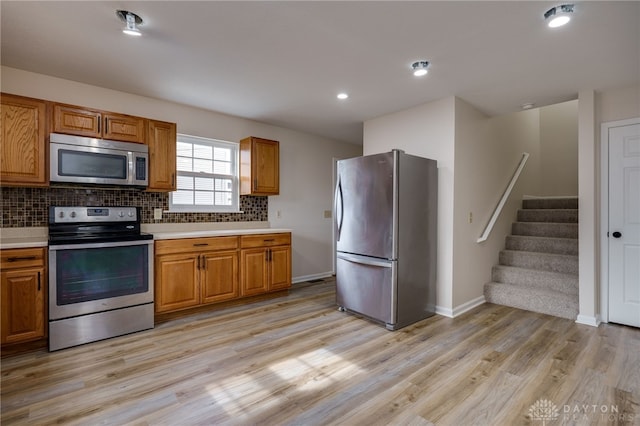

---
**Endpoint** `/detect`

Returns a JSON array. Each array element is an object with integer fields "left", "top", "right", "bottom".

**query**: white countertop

[
  {"left": 151, "top": 228, "right": 292, "bottom": 240},
  {"left": 0, "top": 227, "right": 48, "bottom": 249},
  {"left": 0, "top": 223, "right": 291, "bottom": 249}
]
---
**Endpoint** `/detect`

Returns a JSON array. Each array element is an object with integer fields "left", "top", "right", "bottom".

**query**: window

[{"left": 169, "top": 134, "right": 239, "bottom": 212}]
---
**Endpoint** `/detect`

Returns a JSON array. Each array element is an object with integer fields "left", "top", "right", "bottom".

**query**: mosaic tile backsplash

[{"left": 0, "top": 187, "right": 268, "bottom": 228}]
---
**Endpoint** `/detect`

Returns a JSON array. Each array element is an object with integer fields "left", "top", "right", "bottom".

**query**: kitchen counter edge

[{"left": 0, "top": 228, "right": 292, "bottom": 249}]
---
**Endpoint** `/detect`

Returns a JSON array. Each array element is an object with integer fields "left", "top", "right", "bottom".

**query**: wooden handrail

[{"left": 477, "top": 152, "right": 530, "bottom": 243}]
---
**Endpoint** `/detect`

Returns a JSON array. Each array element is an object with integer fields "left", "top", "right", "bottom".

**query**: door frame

[{"left": 599, "top": 117, "right": 640, "bottom": 323}]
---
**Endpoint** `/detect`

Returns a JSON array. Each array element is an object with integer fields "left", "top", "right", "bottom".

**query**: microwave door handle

[{"left": 128, "top": 152, "right": 135, "bottom": 185}]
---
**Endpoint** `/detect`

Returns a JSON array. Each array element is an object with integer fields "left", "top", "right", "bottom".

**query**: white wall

[
  {"left": 364, "top": 95, "right": 567, "bottom": 315},
  {"left": 1, "top": 66, "right": 362, "bottom": 282},
  {"left": 580, "top": 83, "right": 640, "bottom": 325},
  {"left": 540, "top": 100, "right": 579, "bottom": 196},
  {"left": 363, "top": 96, "right": 456, "bottom": 311}
]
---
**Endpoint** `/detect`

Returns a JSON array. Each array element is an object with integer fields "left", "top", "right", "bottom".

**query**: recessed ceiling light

[
  {"left": 544, "top": 4, "right": 574, "bottom": 28},
  {"left": 116, "top": 10, "right": 143, "bottom": 36},
  {"left": 337, "top": 93, "right": 349, "bottom": 100},
  {"left": 411, "top": 61, "right": 430, "bottom": 77},
  {"left": 521, "top": 102, "right": 535, "bottom": 110}
]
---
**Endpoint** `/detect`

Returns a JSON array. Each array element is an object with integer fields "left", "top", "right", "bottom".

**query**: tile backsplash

[{"left": 0, "top": 186, "right": 267, "bottom": 228}]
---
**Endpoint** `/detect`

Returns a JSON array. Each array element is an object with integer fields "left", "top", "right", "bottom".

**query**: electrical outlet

[
  {"left": 324, "top": 210, "right": 332, "bottom": 218},
  {"left": 276, "top": 210, "right": 282, "bottom": 219},
  {"left": 154, "top": 208, "right": 163, "bottom": 220},
  {"left": 468, "top": 212, "right": 473, "bottom": 223}
]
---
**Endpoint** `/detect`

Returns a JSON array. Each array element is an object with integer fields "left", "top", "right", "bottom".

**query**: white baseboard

[
  {"left": 453, "top": 296, "right": 486, "bottom": 317},
  {"left": 435, "top": 306, "right": 453, "bottom": 318},
  {"left": 436, "top": 296, "right": 486, "bottom": 318},
  {"left": 292, "top": 272, "right": 334, "bottom": 284},
  {"left": 575, "top": 314, "right": 601, "bottom": 327}
]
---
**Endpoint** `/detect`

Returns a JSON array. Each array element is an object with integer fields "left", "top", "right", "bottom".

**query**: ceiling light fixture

[
  {"left": 337, "top": 93, "right": 349, "bottom": 100},
  {"left": 544, "top": 4, "right": 574, "bottom": 28},
  {"left": 411, "top": 61, "right": 430, "bottom": 77},
  {"left": 117, "top": 10, "right": 143, "bottom": 36},
  {"left": 521, "top": 102, "right": 535, "bottom": 110}
]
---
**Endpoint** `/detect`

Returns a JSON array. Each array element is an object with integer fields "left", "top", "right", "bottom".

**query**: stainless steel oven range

[{"left": 48, "top": 206, "right": 154, "bottom": 351}]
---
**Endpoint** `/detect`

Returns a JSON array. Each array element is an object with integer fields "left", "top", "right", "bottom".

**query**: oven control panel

[{"left": 50, "top": 206, "right": 138, "bottom": 223}]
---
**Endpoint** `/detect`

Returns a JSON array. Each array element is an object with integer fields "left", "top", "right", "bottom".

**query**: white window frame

[{"left": 169, "top": 134, "right": 240, "bottom": 213}]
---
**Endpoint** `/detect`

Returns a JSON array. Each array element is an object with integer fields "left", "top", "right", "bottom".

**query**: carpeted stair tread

[
  {"left": 522, "top": 198, "right": 578, "bottom": 209},
  {"left": 512, "top": 222, "right": 578, "bottom": 239},
  {"left": 484, "top": 196, "right": 580, "bottom": 321},
  {"left": 484, "top": 282, "right": 579, "bottom": 320},
  {"left": 492, "top": 265, "right": 578, "bottom": 295},
  {"left": 517, "top": 209, "right": 578, "bottom": 223},
  {"left": 506, "top": 235, "right": 578, "bottom": 255},
  {"left": 499, "top": 249, "right": 578, "bottom": 274}
]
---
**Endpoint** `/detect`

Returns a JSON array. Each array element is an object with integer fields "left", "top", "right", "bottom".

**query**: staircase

[{"left": 484, "top": 197, "right": 579, "bottom": 320}]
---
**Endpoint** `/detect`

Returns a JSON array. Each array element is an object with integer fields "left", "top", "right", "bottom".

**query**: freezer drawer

[{"left": 336, "top": 253, "right": 396, "bottom": 326}]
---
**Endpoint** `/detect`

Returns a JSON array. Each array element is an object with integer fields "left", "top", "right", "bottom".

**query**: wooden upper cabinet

[
  {"left": 102, "top": 112, "right": 146, "bottom": 143},
  {"left": 147, "top": 120, "right": 177, "bottom": 191},
  {"left": 0, "top": 93, "right": 48, "bottom": 186},
  {"left": 52, "top": 103, "right": 146, "bottom": 144},
  {"left": 240, "top": 136, "right": 279, "bottom": 195},
  {"left": 52, "top": 104, "right": 101, "bottom": 138}
]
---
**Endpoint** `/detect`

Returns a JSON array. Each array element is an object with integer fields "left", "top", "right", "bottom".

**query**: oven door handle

[{"left": 48, "top": 239, "right": 153, "bottom": 251}]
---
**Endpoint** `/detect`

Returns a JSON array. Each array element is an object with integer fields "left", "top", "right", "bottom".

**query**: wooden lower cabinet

[
  {"left": 154, "top": 236, "right": 240, "bottom": 313},
  {"left": 1, "top": 248, "right": 46, "bottom": 345},
  {"left": 155, "top": 253, "right": 200, "bottom": 312},
  {"left": 155, "top": 233, "right": 291, "bottom": 314},
  {"left": 201, "top": 251, "right": 239, "bottom": 304},
  {"left": 240, "top": 233, "right": 292, "bottom": 296}
]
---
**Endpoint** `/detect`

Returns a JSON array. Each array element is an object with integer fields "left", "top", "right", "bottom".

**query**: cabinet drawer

[
  {"left": 240, "top": 233, "right": 291, "bottom": 248},
  {"left": 1, "top": 248, "right": 46, "bottom": 269},
  {"left": 155, "top": 236, "right": 239, "bottom": 255}
]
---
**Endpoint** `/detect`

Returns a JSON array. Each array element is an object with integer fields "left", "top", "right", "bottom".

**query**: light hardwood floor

[{"left": 2, "top": 280, "right": 639, "bottom": 425}]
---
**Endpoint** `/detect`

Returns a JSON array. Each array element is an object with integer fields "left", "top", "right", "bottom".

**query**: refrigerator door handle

[
  {"left": 334, "top": 176, "right": 344, "bottom": 242},
  {"left": 337, "top": 252, "right": 392, "bottom": 268}
]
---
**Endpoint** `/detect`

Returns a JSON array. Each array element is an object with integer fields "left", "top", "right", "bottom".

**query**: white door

[{"left": 609, "top": 123, "right": 640, "bottom": 327}]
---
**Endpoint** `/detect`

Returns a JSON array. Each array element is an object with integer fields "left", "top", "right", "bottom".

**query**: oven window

[
  {"left": 58, "top": 150, "right": 127, "bottom": 179},
  {"left": 55, "top": 245, "right": 149, "bottom": 305}
]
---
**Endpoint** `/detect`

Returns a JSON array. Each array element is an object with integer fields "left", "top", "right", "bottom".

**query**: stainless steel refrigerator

[{"left": 334, "top": 149, "right": 437, "bottom": 330}]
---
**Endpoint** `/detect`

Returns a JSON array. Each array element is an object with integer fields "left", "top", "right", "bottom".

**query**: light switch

[
  {"left": 324, "top": 210, "right": 332, "bottom": 219},
  {"left": 154, "top": 208, "right": 163, "bottom": 220}
]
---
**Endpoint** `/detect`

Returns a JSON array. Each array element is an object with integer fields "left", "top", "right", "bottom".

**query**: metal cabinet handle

[
  {"left": 37, "top": 271, "right": 41, "bottom": 291},
  {"left": 193, "top": 243, "right": 209, "bottom": 247},
  {"left": 197, "top": 255, "right": 201, "bottom": 270},
  {"left": 263, "top": 239, "right": 275, "bottom": 242},
  {"left": 254, "top": 178, "right": 258, "bottom": 189},
  {"left": 7, "top": 256, "right": 37, "bottom": 262}
]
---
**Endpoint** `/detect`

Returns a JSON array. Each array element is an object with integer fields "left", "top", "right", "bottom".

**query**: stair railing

[{"left": 477, "top": 152, "right": 530, "bottom": 243}]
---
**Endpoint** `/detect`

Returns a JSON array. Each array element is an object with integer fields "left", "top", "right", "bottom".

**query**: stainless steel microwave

[{"left": 50, "top": 133, "right": 148, "bottom": 187}]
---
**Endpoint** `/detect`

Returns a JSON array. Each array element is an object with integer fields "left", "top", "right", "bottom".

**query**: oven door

[{"left": 48, "top": 239, "right": 154, "bottom": 320}]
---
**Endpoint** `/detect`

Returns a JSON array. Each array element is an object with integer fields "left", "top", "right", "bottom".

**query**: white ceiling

[{"left": 2, "top": 1, "right": 638, "bottom": 144}]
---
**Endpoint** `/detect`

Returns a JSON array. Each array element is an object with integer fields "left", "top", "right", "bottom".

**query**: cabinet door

[
  {"left": 240, "top": 137, "right": 279, "bottom": 195},
  {"left": 1, "top": 268, "right": 45, "bottom": 344},
  {"left": 1, "top": 94, "right": 47, "bottom": 186},
  {"left": 240, "top": 248, "right": 269, "bottom": 296},
  {"left": 103, "top": 112, "right": 146, "bottom": 144},
  {"left": 269, "top": 246, "right": 291, "bottom": 291},
  {"left": 147, "top": 120, "right": 177, "bottom": 191},
  {"left": 201, "top": 250, "right": 239, "bottom": 304},
  {"left": 52, "top": 104, "right": 101, "bottom": 138},
  {"left": 253, "top": 138, "right": 279, "bottom": 194},
  {"left": 155, "top": 253, "right": 199, "bottom": 312}
]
